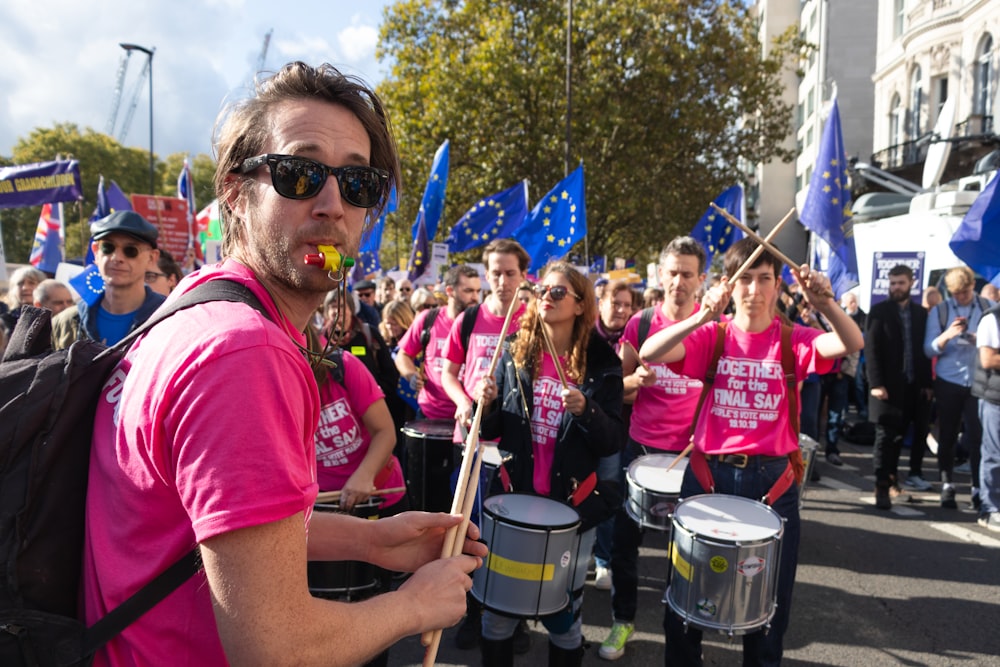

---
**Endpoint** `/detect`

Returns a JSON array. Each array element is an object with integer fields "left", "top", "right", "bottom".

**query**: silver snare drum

[
  {"left": 472, "top": 494, "right": 581, "bottom": 617},
  {"left": 665, "top": 494, "right": 783, "bottom": 636},
  {"left": 626, "top": 453, "right": 688, "bottom": 531}
]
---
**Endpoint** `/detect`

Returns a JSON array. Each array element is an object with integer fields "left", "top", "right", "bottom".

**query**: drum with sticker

[
  {"left": 626, "top": 453, "right": 688, "bottom": 530},
  {"left": 664, "top": 494, "right": 783, "bottom": 636},
  {"left": 472, "top": 493, "right": 582, "bottom": 617},
  {"left": 308, "top": 498, "right": 382, "bottom": 601}
]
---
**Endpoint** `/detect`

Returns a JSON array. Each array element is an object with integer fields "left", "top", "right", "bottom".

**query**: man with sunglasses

[
  {"left": 51, "top": 210, "right": 166, "bottom": 349},
  {"left": 81, "top": 62, "right": 485, "bottom": 667}
]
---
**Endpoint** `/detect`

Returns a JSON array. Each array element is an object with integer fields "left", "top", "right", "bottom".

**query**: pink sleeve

[
  {"left": 164, "top": 344, "right": 318, "bottom": 543},
  {"left": 792, "top": 324, "right": 835, "bottom": 377},
  {"left": 341, "top": 351, "right": 384, "bottom": 416},
  {"left": 398, "top": 309, "right": 427, "bottom": 357}
]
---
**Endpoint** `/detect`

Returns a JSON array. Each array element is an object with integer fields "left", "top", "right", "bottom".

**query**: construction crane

[
  {"left": 105, "top": 46, "right": 153, "bottom": 144},
  {"left": 252, "top": 29, "right": 273, "bottom": 83}
]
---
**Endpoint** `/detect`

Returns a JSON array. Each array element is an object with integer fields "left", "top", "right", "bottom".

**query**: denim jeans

[
  {"left": 482, "top": 529, "right": 596, "bottom": 650},
  {"left": 663, "top": 457, "right": 800, "bottom": 667},
  {"left": 978, "top": 400, "right": 1000, "bottom": 515},
  {"left": 594, "top": 451, "right": 622, "bottom": 568},
  {"left": 821, "top": 373, "right": 849, "bottom": 452},
  {"left": 934, "top": 378, "right": 981, "bottom": 484},
  {"left": 609, "top": 438, "right": 653, "bottom": 622}
]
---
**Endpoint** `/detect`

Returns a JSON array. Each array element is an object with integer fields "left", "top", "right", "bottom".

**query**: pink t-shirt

[
  {"left": 622, "top": 307, "right": 704, "bottom": 451},
  {"left": 443, "top": 301, "right": 525, "bottom": 440},
  {"left": 397, "top": 307, "right": 457, "bottom": 420},
  {"left": 674, "top": 317, "right": 833, "bottom": 456},
  {"left": 83, "top": 260, "right": 320, "bottom": 667},
  {"left": 316, "top": 351, "right": 405, "bottom": 506},
  {"left": 529, "top": 352, "right": 567, "bottom": 495}
]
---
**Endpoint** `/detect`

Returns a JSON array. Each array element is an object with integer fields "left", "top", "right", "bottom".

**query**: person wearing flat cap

[{"left": 52, "top": 210, "right": 166, "bottom": 348}]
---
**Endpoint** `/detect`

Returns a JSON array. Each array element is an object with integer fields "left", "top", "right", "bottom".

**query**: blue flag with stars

[
  {"left": 689, "top": 185, "right": 745, "bottom": 267},
  {"left": 407, "top": 213, "right": 430, "bottom": 282},
  {"left": 411, "top": 140, "right": 449, "bottom": 241},
  {"left": 515, "top": 164, "right": 587, "bottom": 274},
  {"left": 445, "top": 181, "right": 528, "bottom": 252},
  {"left": 950, "top": 172, "right": 1000, "bottom": 282},
  {"left": 352, "top": 186, "right": 397, "bottom": 282},
  {"left": 800, "top": 98, "right": 858, "bottom": 296}
]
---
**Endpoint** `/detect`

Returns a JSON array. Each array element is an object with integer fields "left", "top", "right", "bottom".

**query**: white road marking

[{"left": 928, "top": 522, "right": 1000, "bottom": 548}]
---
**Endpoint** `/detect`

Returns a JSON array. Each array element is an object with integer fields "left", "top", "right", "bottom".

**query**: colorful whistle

[{"left": 304, "top": 245, "right": 355, "bottom": 272}]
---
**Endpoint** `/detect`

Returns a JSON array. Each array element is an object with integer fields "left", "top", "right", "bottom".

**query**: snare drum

[
  {"left": 401, "top": 419, "right": 456, "bottom": 512},
  {"left": 665, "top": 494, "right": 783, "bottom": 636},
  {"left": 472, "top": 494, "right": 582, "bottom": 617},
  {"left": 798, "top": 434, "right": 819, "bottom": 508},
  {"left": 626, "top": 453, "right": 688, "bottom": 531},
  {"left": 308, "top": 498, "right": 381, "bottom": 601}
]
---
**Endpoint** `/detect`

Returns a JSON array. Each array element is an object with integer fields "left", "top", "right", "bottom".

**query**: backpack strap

[
  {"left": 688, "top": 322, "right": 728, "bottom": 494},
  {"left": 420, "top": 307, "right": 440, "bottom": 353},
  {"left": 82, "top": 279, "right": 271, "bottom": 656},
  {"left": 636, "top": 307, "right": 655, "bottom": 347},
  {"left": 460, "top": 303, "right": 481, "bottom": 353},
  {"left": 326, "top": 346, "right": 346, "bottom": 386}
]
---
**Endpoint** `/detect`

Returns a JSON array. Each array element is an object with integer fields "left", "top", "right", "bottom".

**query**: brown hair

[
  {"left": 214, "top": 62, "right": 400, "bottom": 257},
  {"left": 510, "top": 261, "right": 596, "bottom": 383},
  {"left": 723, "top": 237, "right": 780, "bottom": 280},
  {"left": 482, "top": 238, "right": 530, "bottom": 273}
]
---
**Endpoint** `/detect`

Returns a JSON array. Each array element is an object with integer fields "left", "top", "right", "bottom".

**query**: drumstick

[
  {"left": 622, "top": 339, "right": 650, "bottom": 372},
  {"left": 539, "top": 323, "right": 569, "bottom": 389},
  {"left": 422, "top": 293, "right": 521, "bottom": 666},
  {"left": 314, "top": 487, "right": 407, "bottom": 504},
  {"left": 710, "top": 204, "right": 835, "bottom": 299},
  {"left": 665, "top": 442, "right": 695, "bottom": 473},
  {"left": 695, "top": 208, "right": 795, "bottom": 326}
]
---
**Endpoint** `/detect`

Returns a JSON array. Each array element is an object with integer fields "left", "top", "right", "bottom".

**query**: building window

[
  {"left": 890, "top": 93, "right": 903, "bottom": 147},
  {"left": 909, "top": 66, "right": 923, "bottom": 138},
  {"left": 974, "top": 34, "right": 994, "bottom": 117},
  {"left": 933, "top": 76, "right": 948, "bottom": 118},
  {"left": 894, "top": 0, "right": 906, "bottom": 39}
]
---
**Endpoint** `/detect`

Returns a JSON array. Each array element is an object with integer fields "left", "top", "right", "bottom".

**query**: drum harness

[{"left": 685, "top": 322, "right": 804, "bottom": 506}]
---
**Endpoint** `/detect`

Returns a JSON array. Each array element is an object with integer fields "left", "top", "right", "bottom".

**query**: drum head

[
  {"left": 402, "top": 419, "right": 455, "bottom": 439},
  {"left": 628, "top": 453, "right": 687, "bottom": 494},
  {"left": 673, "top": 494, "right": 782, "bottom": 542},
  {"left": 484, "top": 494, "right": 580, "bottom": 530}
]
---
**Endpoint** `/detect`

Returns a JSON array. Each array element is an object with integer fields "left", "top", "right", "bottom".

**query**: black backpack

[{"left": 0, "top": 280, "right": 266, "bottom": 667}]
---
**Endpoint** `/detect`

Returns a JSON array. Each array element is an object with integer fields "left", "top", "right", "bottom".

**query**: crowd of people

[{"left": 2, "top": 59, "right": 999, "bottom": 667}]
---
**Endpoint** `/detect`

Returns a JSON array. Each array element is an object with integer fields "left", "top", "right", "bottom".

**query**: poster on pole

[
  {"left": 131, "top": 195, "right": 191, "bottom": 263},
  {"left": 869, "top": 250, "right": 925, "bottom": 307}
]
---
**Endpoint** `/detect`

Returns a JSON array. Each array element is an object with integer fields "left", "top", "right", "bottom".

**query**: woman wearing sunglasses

[{"left": 475, "top": 261, "right": 625, "bottom": 666}]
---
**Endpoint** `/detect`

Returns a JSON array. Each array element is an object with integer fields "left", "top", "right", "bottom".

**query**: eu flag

[
  {"left": 407, "top": 213, "right": 430, "bottom": 282},
  {"left": 799, "top": 98, "right": 858, "bottom": 296},
  {"left": 86, "top": 177, "right": 133, "bottom": 268},
  {"left": 689, "top": 185, "right": 745, "bottom": 267},
  {"left": 352, "top": 186, "right": 397, "bottom": 281},
  {"left": 177, "top": 158, "right": 201, "bottom": 259},
  {"left": 68, "top": 264, "right": 105, "bottom": 307},
  {"left": 950, "top": 172, "right": 1000, "bottom": 282},
  {"left": 411, "top": 140, "right": 449, "bottom": 241},
  {"left": 445, "top": 181, "right": 529, "bottom": 252},
  {"left": 28, "top": 203, "right": 63, "bottom": 273},
  {"left": 515, "top": 164, "right": 587, "bottom": 274}
]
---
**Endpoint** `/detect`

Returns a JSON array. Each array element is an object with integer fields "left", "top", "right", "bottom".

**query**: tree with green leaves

[
  {"left": 377, "top": 0, "right": 802, "bottom": 270},
  {"left": 2, "top": 124, "right": 214, "bottom": 266}
]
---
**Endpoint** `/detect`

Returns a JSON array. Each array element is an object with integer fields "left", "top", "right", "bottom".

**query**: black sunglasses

[
  {"left": 99, "top": 241, "right": 143, "bottom": 259},
  {"left": 144, "top": 271, "right": 167, "bottom": 283},
  {"left": 534, "top": 284, "right": 582, "bottom": 302},
  {"left": 236, "top": 154, "right": 388, "bottom": 208}
]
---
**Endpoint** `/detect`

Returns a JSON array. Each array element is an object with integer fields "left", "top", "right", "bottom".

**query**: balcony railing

[
  {"left": 955, "top": 114, "right": 995, "bottom": 137},
  {"left": 871, "top": 138, "right": 928, "bottom": 170}
]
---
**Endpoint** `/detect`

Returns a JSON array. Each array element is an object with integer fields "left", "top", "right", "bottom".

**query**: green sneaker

[{"left": 598, "top": 621, "right": 634, "bottom": 661}]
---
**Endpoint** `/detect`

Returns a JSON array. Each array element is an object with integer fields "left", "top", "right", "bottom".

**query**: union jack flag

[{"left": 29, "top": 202, "right": 64, "bottom": 273}]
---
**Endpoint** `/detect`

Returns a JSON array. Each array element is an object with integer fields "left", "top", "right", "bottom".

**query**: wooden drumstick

[
  {"left": 693, "top": 208, "right": 795, "bottom": 326},
  {"left": 539, "top": 323, "right": 569, "bottom": 389},
  {"left": 422, "top": 293, "right": 521, "bottom": 666},
  {"left": 622, "top": 339, "right": 650, "bottom": 372},
  {"left": 665, "top": 442, "right": 695, "bottom": 473},
  {"left": 314, "top": 486, "right": 407, "bottom": 504},
  {"left": 710, "top": 204, "right": 835, "bottom": 299}
]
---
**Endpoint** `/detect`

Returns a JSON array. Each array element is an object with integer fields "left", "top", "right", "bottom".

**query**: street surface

[{"left": 389, "top": 437, "right": 1000, "bottom": 666}]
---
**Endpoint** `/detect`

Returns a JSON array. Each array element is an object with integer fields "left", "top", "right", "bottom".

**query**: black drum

[
  {"left": 402, "top": 419, "right": 456, "bottom": 512},
  {"left": 308, "top": 499, "right": 381, "bottom": 601}
]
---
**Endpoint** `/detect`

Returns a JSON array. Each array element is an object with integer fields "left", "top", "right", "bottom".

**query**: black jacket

[
  {"left": 480, "top": 333, "right": 624, "bottom": 530},
  {"left": 866, "top": 298, "right": 932, "bottom": 413}
]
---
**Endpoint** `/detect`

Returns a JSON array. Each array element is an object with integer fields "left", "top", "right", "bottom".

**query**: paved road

[{"left": 388, "top": 438, "right": 1000, "bottom": 666}]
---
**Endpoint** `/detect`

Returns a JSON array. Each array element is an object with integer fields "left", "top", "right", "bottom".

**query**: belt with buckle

[{"left": 703, "top": 453, "right": 788, "bottom": 469}]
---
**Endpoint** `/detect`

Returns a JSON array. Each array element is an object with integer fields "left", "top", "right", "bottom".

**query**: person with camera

[{"left": 924, "top": 267, "right": 995, "bottom": 509}]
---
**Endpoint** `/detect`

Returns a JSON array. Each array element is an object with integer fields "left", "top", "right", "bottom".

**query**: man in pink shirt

[
  {"left": 599, "top": 236, "right": 707, "bottom": 661},
  {"left": 396, "top": 264, "right": 482, "bottom": 420},
  {"left": 440, "top": 238, "right": 528, "bottom": 651},
  {"left": 82, "top": 62, "right": 485, "bottom": 667},
  {"left": 640, "top": 238, "right": 863, "bottom": 667}
]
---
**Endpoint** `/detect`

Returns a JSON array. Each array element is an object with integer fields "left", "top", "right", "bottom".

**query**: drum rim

[
  {"left": 672, "top": 493, "right": 783, "bottom": 538},
  {"left": 483, "top": 493, "right": 581, "bottom": 530},
  {"left": 401, "top": 418, "right": 456, "bottom": 437}
]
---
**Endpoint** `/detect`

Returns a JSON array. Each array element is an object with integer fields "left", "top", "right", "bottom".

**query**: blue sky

[{"left": 0, "top": 0, "right": 393, "bottom": 160}]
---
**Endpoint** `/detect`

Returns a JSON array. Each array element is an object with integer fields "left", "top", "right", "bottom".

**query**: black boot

[
  {"left": 480, "top": 637, "right": 515, "bottom": 667},
  {"left": 548, "top": 640, "right": 584, "bottom": 667}
]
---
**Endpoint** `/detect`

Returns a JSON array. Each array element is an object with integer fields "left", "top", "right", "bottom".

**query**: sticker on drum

[
  {"left": 401, "top": 418, "right": 456, "bottom": 439},
  {"left": 625, "top": 453, "right": 687, "bottom": 531},
  {"left": 665, "top": 494, "right": 784, "bottom": 636},
  {"left": 472, "top": 494, "right": 582, "bottom": 618}
]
